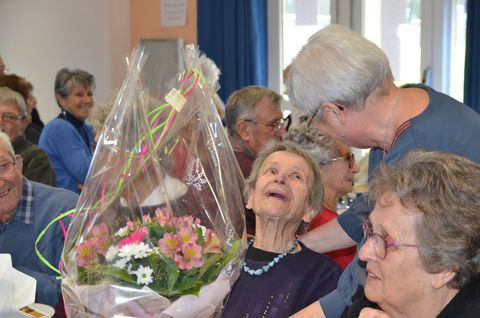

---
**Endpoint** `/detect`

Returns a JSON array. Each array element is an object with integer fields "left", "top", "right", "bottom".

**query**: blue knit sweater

[{"left": 39, "top": 115, "right": 94, "bottom": 194}]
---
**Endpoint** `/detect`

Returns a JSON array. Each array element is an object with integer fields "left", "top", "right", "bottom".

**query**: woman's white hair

[{"left": 286, "top": 24, "right": 392, "bottom": 116}]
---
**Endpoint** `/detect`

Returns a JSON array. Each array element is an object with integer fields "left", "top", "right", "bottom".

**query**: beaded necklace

[{"left": 243, "top": 237, "right": 299, "bottom": 276}]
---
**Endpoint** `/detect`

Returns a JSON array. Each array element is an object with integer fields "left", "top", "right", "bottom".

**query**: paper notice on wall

[{"left": 161, "top": 0, "right": 187, "bottom": 27}]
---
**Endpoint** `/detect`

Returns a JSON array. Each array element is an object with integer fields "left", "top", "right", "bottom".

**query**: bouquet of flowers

[
  {"left": 75, "top": 207, "right": 239, "bottom": 298},
  {"left": 60, "top": 46, "right": 246, "bottom": 317}
]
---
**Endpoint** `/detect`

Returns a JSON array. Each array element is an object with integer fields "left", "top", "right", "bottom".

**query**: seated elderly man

[
  {"left": 225, "top": 86, "right": 285, "bottom": 235},
  {"left": 0, "top": 87, "right": 55, "bottom": 185},
  {"left": 0, "top": 132, "right": 78, "bottom": 306},
  {"left": 341, "top": 150, "right": 480, "bottom": 318}
]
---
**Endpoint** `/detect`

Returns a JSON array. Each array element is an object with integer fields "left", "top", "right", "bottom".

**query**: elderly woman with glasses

[
  {"left": 339, "top": 150, "right": 480, "bottom": 318},
  {"left": 286, "top": 25, "right": 480, "bottom": 318},
  {"left": 223, "top": 140, "right": 342, "bottom": 317},
  {"left": 285, "top": 126, "right": 359, "bottom": 269}
]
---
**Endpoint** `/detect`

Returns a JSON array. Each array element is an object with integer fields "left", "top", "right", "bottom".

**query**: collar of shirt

[
  {"left": 230, "top": 135, "right": 256, "bottom": 160},
  {"left": 15, "top": 177, "right": 34, "bottom": 225}
]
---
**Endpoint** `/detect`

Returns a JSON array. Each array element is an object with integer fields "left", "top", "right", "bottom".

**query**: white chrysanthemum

[
  {"left": 112, "top": 257, "right": 129, "bottom": 270},
  {"left": 118, "top": 242, "right": 153, "bottom": 260},
  {"left": 134, "top": 265, "right": 154, "bottom": 285},
  {"left": 105, "top": 245, "right": 118, "bottom": 262},
  {"left": 115, "top": 226, "right": 130, "bottom": 238}
]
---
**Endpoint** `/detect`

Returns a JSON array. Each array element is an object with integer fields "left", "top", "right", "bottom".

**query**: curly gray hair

[
  {"left": 370, "top": 150, "right": 480, "bottom": 289},
  {"left": 283, "top": 125, "right": 342, "bottom": 166}
]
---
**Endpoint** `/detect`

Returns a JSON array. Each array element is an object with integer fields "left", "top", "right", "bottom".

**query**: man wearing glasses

[
  {"left": 225, "top": 85, "right": 286, "bottom": 235},
  {"left": 0, "top": 87, "right": 55, "bottom": 186},
  {"left": 0, "top": 131, "right": 78, "bottom": 306}
]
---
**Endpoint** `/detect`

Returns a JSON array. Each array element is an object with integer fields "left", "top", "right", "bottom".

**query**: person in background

[
  {"left": 285, "top": 126, "right": 358, "bottom": 269},
  {"left": 223, "top": 141, "right": 342, "bottom": 317},
  {"left": 0, "top": 131, "right": 78, "bottom": 306},
  {"left": 225, "top": 85, "right": 286, "bottom": 235},
  {"left": 342, "top": 150, "right": 480, "bottom": 318},
  {"left": 39, "top": 68, "right": 95, "bottom": 194},
  {"left": 0, "top": 73, "right": 44, "bottom": 144},
  {"left": 285, "top": 25, "right": 480, "bottom": 317},
  {"left": 0, "top": 87, "right": 55, "bottom": 185}
]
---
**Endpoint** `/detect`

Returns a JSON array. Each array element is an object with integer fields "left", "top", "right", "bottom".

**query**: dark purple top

[{"left": 223, "top": 241, "right": 342, "bottom": 317}]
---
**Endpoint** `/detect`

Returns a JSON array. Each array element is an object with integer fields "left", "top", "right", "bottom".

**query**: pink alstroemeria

[
  {"left": 155, "top": 207, "right": 172, "bottom": 227},
  {"left": 174, "top": 243, "right": 204, "bottom": 270},
  {"left": 76, "top": 240, "right": 96, "bottom": 267},
  {"left": 91, "top": 223, "right": 109, "bottom": 237},
  {"left": 178, "top": 226, "right": 198, "bottom": 245},
  {"left": 158, "top": 232, "right": 182, "bottom": 257},
  {"left": 90, "top": 236, "right": 111, "bottom": 256},
  {"left": 176, "top": 215, "right": 200, "bottom": 232},
  {"left": 118, "top": 227, "right": 148, "bottom": 249},
  {"left": 203, "top": 229, "right": 222, "bottom": 254},
  {"left": 142, "top": 214, "right": 152, "bottom": 223}
]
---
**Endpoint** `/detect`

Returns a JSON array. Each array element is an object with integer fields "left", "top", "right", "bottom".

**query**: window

[
  {"left": 268, "top": 0, "right": 467, "bottom": 103},
  {"left": 363, "top": 0, "right": 422, "bottom": 85}
]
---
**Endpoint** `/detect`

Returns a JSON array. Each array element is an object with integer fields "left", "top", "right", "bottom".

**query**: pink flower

[
  {"left": 177, "top": 215, "right": 200, "bottom": 231},
  {"left": 178, "top": 226, "right": 198, "bottom": 245},
  {"left": 90, "top": 236, "right": 111, "bottom": 256},
  {"left": 142, "top": 214, "right": 152, "bottom": 223},
  {"left": 155, "top": 207, "right": 172, "bottom": 226},
  {"left": 118, "top": 227, "right": 148, "bottom": 248},
  {"left": 76, "top": 240, "right": 96, "bottom": 267},
  {"left": 174, "top": 243, "right": 204, "bottom": 270},
  {"left": 91, "top": 223, "right": 109, "bottom": 237},
  {"left": 126, "top": 220, "right": 135, "bottom": 231},
  {"left": 203, "top": 229, "right": 222, "bottom": 254},
  {"left": 158, "top": 232, "right": 182, "bottom": 257}
]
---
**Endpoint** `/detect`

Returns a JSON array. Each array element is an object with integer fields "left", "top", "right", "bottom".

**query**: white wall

[{"left": 0, "top": 0, "right": 131, "bottom": 122}]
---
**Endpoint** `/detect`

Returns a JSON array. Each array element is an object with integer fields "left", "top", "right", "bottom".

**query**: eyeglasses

[
  {"left": 362, "top": 219, "right": 418, "bottom": 259},
  {"left": 307, "top": 103, "right": 348, "bottom": 128},
  {"left": 306, "top": 108, "right": 320, "bottom": 128},
  {"left": 244, "top": 118, "right": 285, "bottom": 131},
  {"left": 0, "top": 161, "right": 17, "bottom": 177},
  {"left": 0, "top": 113, "right": 26, "bottom": 122},
  {"left": 331, "top": 153, "right": 355, "bottom": 169}
]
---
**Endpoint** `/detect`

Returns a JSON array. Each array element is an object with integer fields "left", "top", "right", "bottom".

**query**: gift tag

[{"left": 165, "top": 88, "right": 187, "bottom": 112}]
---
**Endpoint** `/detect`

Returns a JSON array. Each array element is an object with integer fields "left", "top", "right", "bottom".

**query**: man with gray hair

[
  {"left": 225, "top": 85, "right": 285, "bottom": 178},
  {"left": 225, "top": 85, "right": 285, "bottom": 235},
  {"left": 0, "top": 87, "right": 55, "bottom": 185},
  {"left": 0, "top": 131, "right": 78, "bottom": 306}
]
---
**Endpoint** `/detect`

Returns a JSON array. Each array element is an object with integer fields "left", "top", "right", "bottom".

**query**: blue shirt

[
  {"left": 39, "top": 114, "right": 94, "bottom": 194},
  {"left": 0, "top": 179, "right": 78, "bottom": 306},
  {"left": 321, "top": 85, "right": 480, "bottom": 318}
]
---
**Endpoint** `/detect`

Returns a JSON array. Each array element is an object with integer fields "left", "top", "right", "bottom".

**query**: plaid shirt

[{"left": 15, "top": 177, "right": 34, "bottom": 224}]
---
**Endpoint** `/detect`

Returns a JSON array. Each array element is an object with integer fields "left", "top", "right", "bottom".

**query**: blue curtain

[
  {"left": 197, "top": 0, "right": 268, "bottom": 102},
  {"left": 464, "top": 0, "right": 480, "bottom": 112}
]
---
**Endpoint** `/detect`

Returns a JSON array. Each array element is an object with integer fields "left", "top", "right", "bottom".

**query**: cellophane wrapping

[{"left": 61, "top": 45, "right": 246, "bottom": 318}]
